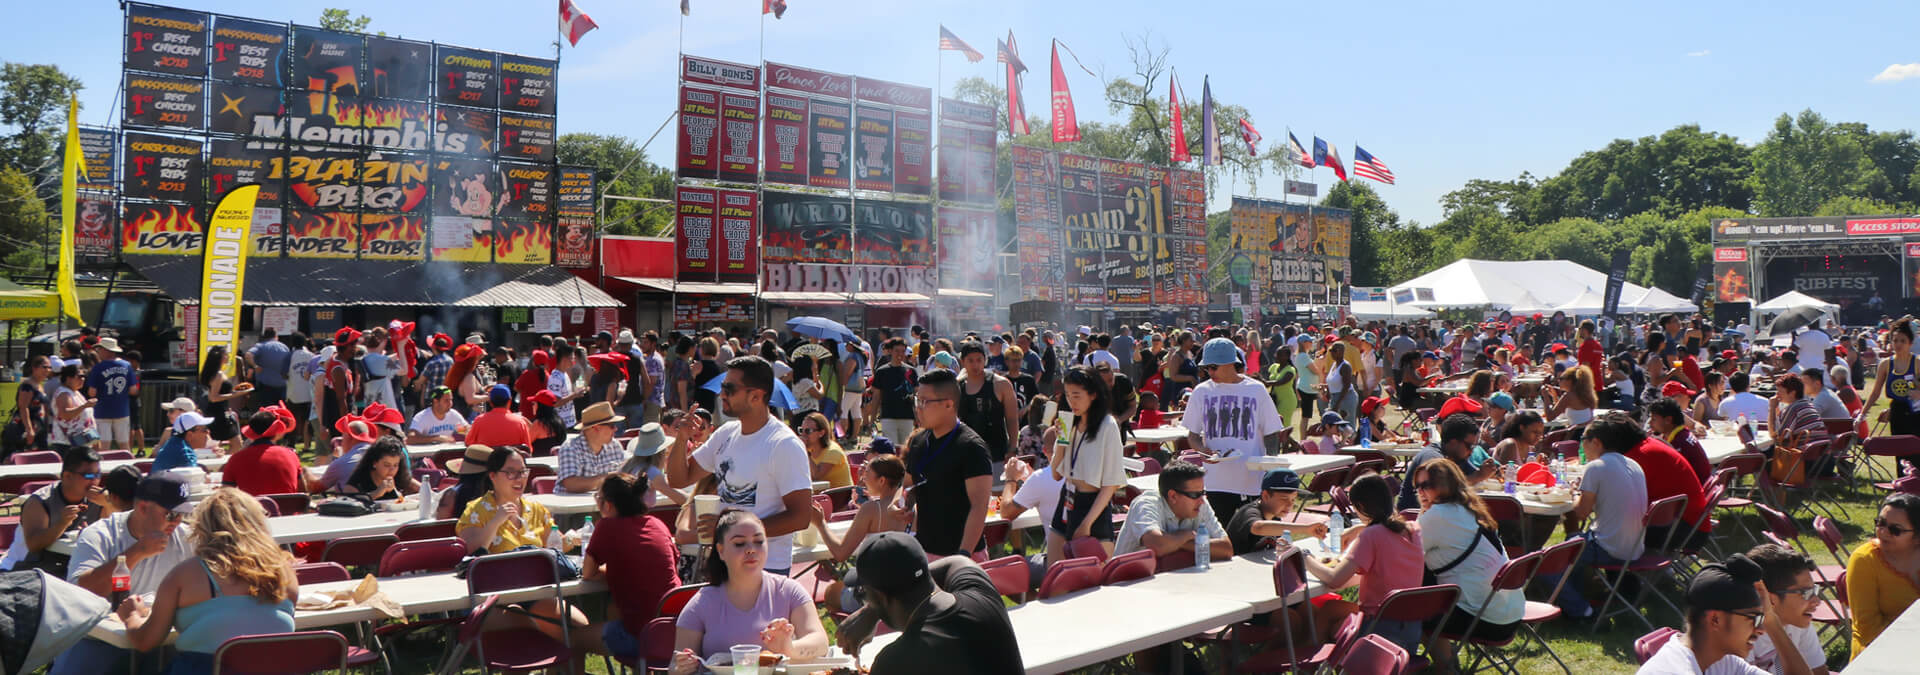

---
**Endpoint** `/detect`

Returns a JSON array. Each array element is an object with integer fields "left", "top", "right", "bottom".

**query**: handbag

[
  {"left": 1770, "top": 445, "right": 1808, "bottom": 486},
  {"left": 316, "top": 494, "right": 377, "bottom": 517},
  {"left": 1424, "top": 525, "right": 1500, "bottom": 587}
]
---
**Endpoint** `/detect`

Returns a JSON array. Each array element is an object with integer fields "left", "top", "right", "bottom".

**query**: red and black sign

[
  {"left": 893, "top": 110, "right": 931, "bottom": 195},
  {"left": 123, "top": 132, "right": 203, "bottom": 202},
  {"left": 763, "top": 92, "right": 808, "bottom": 186},
  {"left": 358, "top": 152, "right": 430, "bottom": 213},
  {"left": 435, "top": 106, "right": 495, "bottom": 157},
  {"left": 433, "top": 157, "right": 503, "bottom": 218},
  {"left": 75, "top": 195, "right": 118, "bottom": 257},
  {"left": 436, "top": 45, "right": 497, "bottom": 108},
  {"left": 207, "top": 81, "right": 281, "bottom": 136},
  {"left": 290, "top": 26, "right": 364, "bottom": 96},
  {"left": 500, "top": 113, "right": 556, "bottom": 162},
  {"left": 676, "top": 186, "right": 718, "bottom": 281},
  {"left": 497, "top": 161, "right": 554, "bottom": 220},
  {"left": 807, "top": 99, "right": 852, "bottom": 189},
  {"left": 555, "top": 167, "right": 596, "bottom": 269},
  {"left": 121, "top": 200, "right": 206, "bottom": 255},
  {"left": 677, "top": 85, "right": 720, "bottom": 180},
  {"left": 280, "top": 147, "right": 360, "bottom": 212},
  {"left": 124, "top": 73, "right": 205, "bottom": 131},
  {"left": 208, "top": 138, "right": 283, "bottom": 204},
  {"left": 716, "top": 189, "right": 758, "bottom": 284},
  {"left": 367, "top": 37, "right": 432, "bottom": 101},
  {"left": 498, "top": 54, "right": 558, "bottom": 116},
  {"left": 210, "top": 16, "right": 286, "bottom": 86},
  {"left": 853, "top": 105, "right": 894, "bottom": 192},
  {"left": 718, "top": 90, "right": 760, "bottom": 183},
  {"left": 125, "top": 4, "right": 209, "bottom": 77}
]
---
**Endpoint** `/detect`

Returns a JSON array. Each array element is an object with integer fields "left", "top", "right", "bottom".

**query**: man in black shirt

[
  {"left": 866, "top": 338, "right": 918, "bottom": 447},
  {"left": 899, "top": 369, "right": 992, "bottom": 556},
  {"left": 839, "top": 532, "right": 1022, "bottom": 674},
  {"left": 1003, "top": 345, "right": 1039, "bottom": 418}
]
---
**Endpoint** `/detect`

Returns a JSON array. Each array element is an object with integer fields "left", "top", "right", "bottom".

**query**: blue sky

[{"left": 11, "top": 0, "right": 1920, "bottom": 225}]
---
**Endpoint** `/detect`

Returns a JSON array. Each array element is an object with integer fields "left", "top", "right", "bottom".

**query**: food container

[
  {"left": 1245, "top": 456, "right": 1292, "bottom": 470},
  {"left": 169, "top": 467, "right": 208, "bottom": 486}
]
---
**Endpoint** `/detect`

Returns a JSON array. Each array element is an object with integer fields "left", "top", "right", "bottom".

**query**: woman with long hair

[
  {"left": 1412, "top": 460, "right": 1523, "bottom": 665},
  {"left": 527, "top": 390, "right": 567, "bottom": 457},
  {"left": 1302, "top": 473, "right": 1424, "bottom": 652},
  {"left": 1047, "top": 365, "right": 1128, "bottom": 565},
  {"left": 1491, "top": 411, "right": 1546, "bottom": 464},
  {"left": 809, "top": 455, "right": 911, "bottom": 612},
  {"left": 1847, "top": 492, "right": 1920, "bottom": 657},
  {"left": 343, "top": 436, "right": 419, "bottom": 500},
  {"left": 1544, "top": 365, "right": 1599, "bottom": 426},
  {"left": 48, "top": 363, "right": 98, "bottom": 451},
  {"left": 1323, "top": 341, "right": 1359, "bottom": 421},
  {"left": 3, "top": 355, "right": 51, "bottom": 456},
  {"left": 118, "top": 489, "right": 298, "bottom": 673},
  {"left": 1692, "top": 371, "right": 1728, "bottom": 424},
  {"left": 796, "top": 411, "right": 851, "bottom": 488},
  {"left": 1860, "top": 318, "right": 1920, "bottom": 449},
  {"left": 199, "top": 345, "right": 249, "bottom": 453},
  {"left": 670, "top": 510, "right": 828, "bottom": 673}
]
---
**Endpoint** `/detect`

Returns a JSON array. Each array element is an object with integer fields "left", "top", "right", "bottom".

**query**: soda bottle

[{"left": 110, "top": 555, "right": 131, "bottom": 607}]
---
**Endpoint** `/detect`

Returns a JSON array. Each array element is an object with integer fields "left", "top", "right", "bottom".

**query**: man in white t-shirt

[
  {"left": 52, "top": 473, "right": 196, "bottom": 675},
  {"left": 1742, "top": 544, "right": 1828, "bottom": 675},
  {"left": 286, "top": 334, "right": 317, "bottom": 452},
  {"left": 1718, "top": 372, "right": 1771, "bottom": 425},
  {"left": 1538, "top": 413, "right": 1647, "bottom": 620},
  {"left": 665, "top": 356, "right": 813, "bottom": 575},
  {"left": 1635, "top": 554, "right": 1811, "bottom": 675},
  {"left": 407, "top": 386, "right": 469, "bottom": 444},
  {"left": 1112, "top": 460, "right": 1230, "bottom": 559},
  {"left": 999, "top": 459, "right": 1064, "bottom": 586},
  {"left": 1792, "top": 328, "right": 1831, "bottom": 376},
  {"left": 1184, "top": 337, "right": 1288, "bottom": 520}
]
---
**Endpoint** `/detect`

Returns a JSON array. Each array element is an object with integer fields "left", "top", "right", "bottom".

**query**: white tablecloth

[{"left": 1129, "top": 426, "right": 1190, "bottom": 445}]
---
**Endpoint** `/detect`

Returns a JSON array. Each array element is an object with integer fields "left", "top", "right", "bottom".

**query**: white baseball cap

[
  {"left": 172, "top": 412, "right": 212, "bottom": 434},
  {"left": 164, "top": 397, "right": 197, "bottom": 413}
]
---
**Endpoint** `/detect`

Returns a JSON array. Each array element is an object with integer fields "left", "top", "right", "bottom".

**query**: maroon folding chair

[
  {"left": 1351, "top": 458, "right": 1395, "bottom": 479},
  {"left": 0, "top": 517, "right": 16, "bottom": 551},
  {"left": 655, "top": 583, "right": 708, "bottom": 619},
  {"left": 1593, "top": 495, "right": 1689, "bottom": 632},
  {"left": 1810, "top": 516, "right": 1850, "bottom": 588},
  {"left": 1520, "top": 537, "right": 1584, "bottom": 674},
  {"left": 6, "top": 450, "right": 59, "bottom": 465},
  {"left": 822, "top": 485, "right": 856, "bottom": 513},
  {"left": 98, "top": 449, "right": 135, "bottom": 461},
  {"left": 1477, "top": 493, "right": 1527, "bottom": 558},
  {"left": 412, "top": 468, "right": 448, "bottom": 492},
  {"left": 254, "top": 496, "right": 282, "bottom": 518},
  {"left": 1338, "top": 634, "right": 1410, "bottom": 675},
  {"left": 981, "top": 555, "right": 1033, "bottom": 602},
  {"left": 638, "top": 615, "right": 677, "bottom": 672},
  {"left": 1344, "top": 448, "right": 1395, "bottom": 469},
  {"left": 395, "top": 519, "right": 459, "bottom": 542},
  {"left": 19, "top": 480, "right": 54, "bottom": 495},
  {"left": 981, "top": 519, "right": 1012, "bottom": 554},
  {"left": 1232, "top": 546, "right": 1336, "bottom": 674},
  {"left": 1634, "top": 627, "right": 1679, "bottom": 664},
  {"left": 0, "top": 473, "right": 57, "bottom": 498},
  {"left": 377, "top": 537, "right": 468, "bottom": 577},
  {"left": 211, "top": 630, "right": 348, "bottom": 674},
  {"left": 293, "top": 562, "right": 351, "bottom": 585},
  {"left": 1097, "top": 549, "right": 1157, "bottom": 585},
  {"left": 1866, "top": 434, "right": 1920, "bottom": 489},
  {"left": 1036, "top": 556, "right": 1102, "bottom": 599},
  {"left": 264, "top": 493, "right": 312, "bottom": 516},
  {"left": 455, "top": 550, "right": 576, "bottom": 674},
  {"left": 531, "top": 475, "right": 557, "bottom": 494},
  {"left": 1297, "top": 468, "right": 1353, "bottom": 517},
  {"left": 1547, "top": 440, "right": 1580, "bottom": 461},
  {"left": 1137, "top": 456, "right": 1163, "bottom": 475},
  {"left": 430, "top": 449, "right": 467, "bottom": 474},
  {"left": 319, "top": 534, "right": 398, "bottom": 573},
  {"left": 1360, "top": 584, "right": 1459, "bottom": 670},
  {"left": 1066, "top": 536, "right": 1110, "bottom": 563},
  {"left": 1441, "top": 551, "right": 1545, "bottom": 673},
  {"left": 1155, "top": 548, "right": 1197, "bottom": 572}
]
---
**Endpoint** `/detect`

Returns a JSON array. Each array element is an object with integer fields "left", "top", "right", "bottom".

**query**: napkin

[{"left": 294, "top": 574, "right": 404, "bottom": 619}]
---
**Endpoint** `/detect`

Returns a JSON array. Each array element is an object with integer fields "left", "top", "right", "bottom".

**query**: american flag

[
  {"left": 939, "top": 26, "right": 984, "bottom": 62},
  {"left": 1353, "top": 145, "right": 1395, "bottom": 184}
]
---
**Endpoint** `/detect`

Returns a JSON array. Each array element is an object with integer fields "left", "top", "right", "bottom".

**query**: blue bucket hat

[{"left": 1199, "top": 337, "right": 1241, "bottom": 366}]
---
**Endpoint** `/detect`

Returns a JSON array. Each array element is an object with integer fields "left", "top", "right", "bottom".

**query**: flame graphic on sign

[
  {"left": 123, "top": 204, "right": 201, "bottom": 247},
  {"left": 336, "top": 100, "right": 424, "bottom": 129},
  {"left": 495, "top": 221, "right": 553, "bottom": 262}
]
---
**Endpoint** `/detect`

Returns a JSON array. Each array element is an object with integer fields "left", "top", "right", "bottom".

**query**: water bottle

[
  {"left": 545, "top": 525, "right": 563, "bottom": 552},
  {"left": 1280, "top": 530, "right": 1294, "bottom": 547},
  {"left": 415, "top": 480, "right": 434, "bottom": 521},
  {"left": 577, "top": 516, "right": 596, "bottom": 543},
  {"left": 1504, "top": 461, "right": 1518, "bottom": 494},
  {"left": 110, "top": 556, "right": 131, "bottom": 607},
  {"left": 1527, "top": 452, "right": 1538, "bottom": 465},
  {"left": 1194, "top": 529, "right": 1211, "bottom": 571},
  {"left": 1327, "top": 512, "right": 1346, "bottom": 556}
]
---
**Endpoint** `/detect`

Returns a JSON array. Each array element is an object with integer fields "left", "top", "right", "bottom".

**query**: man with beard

[{"left": 664, "top": 356, "right": 812, "bottom": 575}]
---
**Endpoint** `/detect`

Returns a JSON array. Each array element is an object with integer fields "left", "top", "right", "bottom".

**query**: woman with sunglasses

[
  {"left": 49, "top": 362, "right": 99, "bottom": 452},
  {"left": 1412, "top": 459, "right": 1523, "bottom": 670},
  {"left": 1847, "top": 492, "right": 1920, "bottom": 658},
  {"left": 1047, "top": 365, "right": 1129, "bottom": 564},
  {"left": 1543, "top": 365, "right": 1599, "bottom": 428},
  {"left": 795, "top": 411, "right": 852, "bottom": 489}
]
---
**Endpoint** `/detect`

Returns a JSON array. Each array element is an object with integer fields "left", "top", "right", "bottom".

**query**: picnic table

[
  {"left": 1128, "top": 426, "right": 1190, "bottom": 445},
  {"left": 1846, "top": 594, "right": 1920, "bottom": 674},
  {"left": 1129, "top": 454, "right": 1356, "bottom": 494},
  {"left": 0, "top": 454, "right": 231, "bottom": 481},
  {"left": 1340, "top": 442, "right": 1426, "bottom": 459}
]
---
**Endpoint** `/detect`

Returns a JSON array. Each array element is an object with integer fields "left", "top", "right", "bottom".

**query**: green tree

[
  {"left": 1527, "top": 125, "right": 1752, "bottom": 223},
  {"left": 0, "top": 63, "right": 83, "bottom": 178},
  {"left": 319, "top": 9, "right": 373, "bottom": 33},
  {"left": 555, "top": 133, "right": 674, "bottom": 237},
  {"left": 1837, "top": 122, "right": 1920, "bottom": 208},
  {"left": 0, "top": 165, "right": 49, "bottom": 272},
  {"left": 1814, "top": 194, "right": 1901, "bottom": 217},
  {"left": 1748, "top": 109, "right": 1879, "bottom": 216},
  {"left": 1321, "top": 181, "right": 1403, "bottom": 286}
]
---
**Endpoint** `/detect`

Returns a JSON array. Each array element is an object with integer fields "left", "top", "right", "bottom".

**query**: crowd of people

[{"left": 6, "top": 308, "right": 1920, "bottom": 673}]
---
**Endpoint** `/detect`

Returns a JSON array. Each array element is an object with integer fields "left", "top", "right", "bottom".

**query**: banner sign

[
  {"left": 718, "top": 90, "right": 760, "bottom": 184},
  {"left": 210, "top": 17, "right": 288, "bottom": 86},
  {"left": 1228, "top": 196, "right": 1352, "bottom": 308},
  {"left": 762, "top": 262, "right": 938, "bottom": 295},
  {"left": 76, "top": 196, "right": 118, "bottom": 257},
  {"left": 1712, "top": 217, "right": 1847, "bottom": 241},
  {"left": 198, "top": 185, "right": 259, "bottom": 376},
  {"left": 491, "top": 113, "right": 552, "bottom": 162},
  {"left": 208, "top": 138, "right": 281, "bottom": 204},
  {"left": 358, "top": 213, "right": 423, "bottom": 260},
  {"left": 124, "top": 74, "right": 206, "bottom": 130},
  {"left": 1284, "top": 180, "right": 1317, "bottom": 197},
  {"left": 1602, "top": 248, "right": 1630, "bottom": 316},
  {"left": 676, "top": 186, "right": 717, "bottom": 281},
  {"left": 1714, "top": 255, "right": 1753, "bottom": 302},
  {"left": 853, "top": 105, "right": 894, "bottom": 191},
  {"left": 893, "top": 109, "right": 932, "bottom": 195},
  {"left": 123, "top": 132, "right": 203, "bottom": 202},
  {"left": 763, "top": 92, "right": 809, "bottom": 186},
  {"left": 1351, "top": 287, "right": 1387, "bottom": 303},
  {"left": 938, "top": 206, "right": 996, "bottom": 292},
  {"left": 716, "top": 189, "right": 759, "bottom": 284},
  {"left": 1846, "top": 218, "right": 1920, "bottom": 236},
  {"left": 760, "top": 191, "right": 933, "bottom": 267},
  {"left": 1012, "top": 147, "right": 1211, "bottom": 307},
  {"left": 290, "top": 26, "right": 364, "bottom": 96},
  {"left": 806, "top": 99, "right": 853, "bottom": 188},
  {"left": 357, "top": 152, "right": 430, "bottom": 213},
  {"left": 280, "top": 147, "right": 360, "bottom": 212},
  {"left": 937, "top": 99, "right": 996, "bottom": 205},
  {"left": 1011, "top": 146, "right": 1063, "bottom": 301},
  {"left": 854, "top": 77, "right": 933, "bottom": 110},
  {"left": 435, "top": 45, "right": 497, "bottom": 108},
  {"left": 76, "top": 128, "right": 118, "bottom": 192},
  {"left": 366, "top": 36, "right": 432, "bottom": 100},
  {"left": 673, "top": 296, "right": 753, "bottom": 329},
  {"left": 1689, "top": 262, "right": 1714, "bottom": 306},
  {"left": 284, "top": 210, "right": 358, "bottom": 258},
  {"left": 126, "top": 4, "right": 210, "bottom": 76},
  {"left": 677, "top": 56, "right": 760, "bottom": 181},
  {"left": 676, "top": 85, "right": 720, "bottom": 180},
  {"left": 497, "top": 54, "right": 558, "bottom": 115},
  {"left": 493, "top": 219, "right": 552, "bottom": 264},
  {"left": 435, "top": 107, "right": 496, "bottom": 157},
  {"left": 122, "top": 201, "right": 204, "bottom": 255},
  {"left": 430, "top": 215, "right": 491, "bottom": 261},
  {"left": 554, "top": 167, "right": 596, "bottom": 269},
  {"left": 497, "top": 162, "right": 553, "bottom": 220}
]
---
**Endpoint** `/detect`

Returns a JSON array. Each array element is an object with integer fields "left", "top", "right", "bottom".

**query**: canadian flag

[{"left": 559, "top": 0, "right": 598, "bottom": 47}]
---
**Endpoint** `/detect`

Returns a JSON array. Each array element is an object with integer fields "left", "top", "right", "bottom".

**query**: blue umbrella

[
  {"left": 785, "top": 316, "right": 856, "bottom": 342},
  {"left": 702, "top": 374, "right": 799, "bottom": 410}
]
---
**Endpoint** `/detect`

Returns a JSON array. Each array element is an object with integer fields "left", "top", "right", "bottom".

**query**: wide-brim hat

[
  {"left": 96, "top": 337, "right": 123, "bottom": 353},
  {"left": 573, "top": 401, "right": 625, "bottom": 430},
  {"left": 332, "top": 416, "right": 379, "bottom": 445},
  {"left": 627, "top": 422, "right": 668, "bottom": 457},
  {"left": 448, "top": 444, "right": 495, "bottom": 475}
]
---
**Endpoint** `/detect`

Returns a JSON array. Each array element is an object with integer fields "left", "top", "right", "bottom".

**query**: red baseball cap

[
  {"left": 1661, "top": 380, "right": 1696, "bottom": 398},
  {"left": 1359, "top": 396, "right": 1388, "bottom": 417},
  {"left": 1436, "top": 396, "right": 1484, "bottom": 420}
]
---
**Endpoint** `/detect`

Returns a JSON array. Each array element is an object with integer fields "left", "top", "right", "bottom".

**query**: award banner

[
  {"left": 123, "top": 73, "right": 206, "bottom": 130},
  {"left": 125, "top": 4, "right": 210, "bottom": 76},
  {"left": 893, "top": 109, "right": 931, "bottom": 195},
  {"left": 500, "top": 113, "right": 556, "bottom": 162},
  {"left": 555, "top": 167, "right": 596, "bottom": 269},
  {"left": 716, "top": 189, "right": 758, "bottom": 284},
  {"left": 852, "top": 105, "right": 894, "bottom": 192},
  {"left": 123, "top": 132, "right": 203, "bottom": 203},
  {"left": 435, "top": 45, "right": 497, "bottom": 108},
  {"left": 498, "top": 54, "right": 558, "bottom": 115},
  {"left": 718, "top": 90, "right": 760, "bottom": 183},
  {"left": 677, "top": 56, "right": 759, "bottom": 181},
  {"left": 76, "top": 128, "right": 118, "bottom": 192},
  {"left": 207, "top": 138, "right": 282, "bottom": 204},
  {"left": 122, "top": 201, "right": 205, "bottom": 255},
  {"left": 676, "top": 85, "right": 720, "bottom": 180},
  {"left": 210, "top": 17, "right": 287, "bottom": 86},
  {"left": 676, "top": 186, "right": 718, "bottom": 281},
  {"left": 938, "top": 206, "right": 995, "bottom": 292},
  {"left": 762, "top": 92, "right": 809, "bottom": 186},
  {"left": 807, "top": 99, "right": 852, "bottom": 189},
  {"left": 497, "top": 162, "right": 554, "bottom": 221}
]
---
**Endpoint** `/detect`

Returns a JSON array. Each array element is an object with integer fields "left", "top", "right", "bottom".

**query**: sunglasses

[
  {"left": 1414, "top": 480, "right": 1435, "bottom": 491},
  {"left": 720, "top": 382, "right": 740, "bottom": 394},
  {"left": 163, "top": 512, "right": 185, "bottom": 523},
  {"left": 496, "top": 468, "right": 530, "bottom": 479},
  {"left": 1774, "top": 586, "right": 1820, "bottom": 601},
  {"left": 1729, "top": 610, "right": 1764, "bottom": 628},
  {"left": 1877, "top": 518, "right": 1911, "bottom": 537},
  {"left": 68, "top": 471, "right": 100, "bottom": 480},
  {"left": 1168, "top": 488, "right": 1206, "bottom": 500}
]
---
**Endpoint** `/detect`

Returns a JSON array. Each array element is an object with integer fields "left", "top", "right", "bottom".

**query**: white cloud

[
  {"left": 1872, "top": 63, "right": 1920, "bottom": 83},
  {"left": 1686, "top": 49, "right": 1710, "bottom": 57}
]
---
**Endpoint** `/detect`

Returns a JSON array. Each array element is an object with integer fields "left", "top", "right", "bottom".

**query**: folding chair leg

[{"left": 1520, "top": 622, "right": 1574, "bottom": 675}]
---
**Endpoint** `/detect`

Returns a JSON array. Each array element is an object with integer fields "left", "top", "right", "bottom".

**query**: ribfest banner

[
  {"left": 117, "top": 3, "right": 565, "bottom": 264},
  {"left": 937, "top": 99, "right": 996, "bottom": 205},
  {"left": 1010, "top": 145, "right": 1207, "bottom": 306},
  {"left": 677, "top": 56, "right": 760, "bottom": 183},
  {"left": 1227, "top": 196, "right": 1352, "bottom": 309},
  {"left": 554, "top": 167, "right": 596, "bottom": 269}
]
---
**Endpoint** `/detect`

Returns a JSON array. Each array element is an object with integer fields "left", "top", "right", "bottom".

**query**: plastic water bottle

[
  {"left": 1527, "top": 452, "right": 1538, "bottom": 465},
  {"left": 1327, "top": 513, "right": 1346, "bottom": 556},
  {"left": 577, "top": 516, "right": 596, "bottom": 544},
  {"left": 545, "top": 525, "right": 564, "bottom": 552},
  {"left": 415, "top": 480, "right": 434, "bottom": 521},
  {"left": 1194, "top": 529, "right": 1211, "bottom": 571},
  {"left": 1280, "top": 530, "right": 1294, "bottom": 547},
  {"left": 1504, "top": 461, "right": 1518, "bottom": 494}
]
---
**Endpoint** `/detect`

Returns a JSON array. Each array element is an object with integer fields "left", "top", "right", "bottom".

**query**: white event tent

[
  {"left": 1752, "top": 290, "right": 1839, "bottom": 315},
  {"left": 1350, "top": 299, "right": 1434, "bottom": 321},
  {"left": 1388, "top": 259, "right": 1698, "bottom": 315}
]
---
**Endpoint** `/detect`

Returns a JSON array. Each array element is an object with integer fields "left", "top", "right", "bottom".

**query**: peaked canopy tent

[
  {"left": 1350, "top": 299, "right": 1434, "bottom": 322},
  {"left": 1753, "top": 290, "right": 1839, "bottom": 314},
  {"left": 0, "top": 278, "right": 58, "bottom": 321},
  {"left": 1388, "top": 259, "right": 1698, "bottom": 315}
]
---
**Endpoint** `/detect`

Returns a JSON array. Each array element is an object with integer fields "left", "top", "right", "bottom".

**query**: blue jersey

[{"left": 86, "top": 359, "right": 138, "bottom": 419}]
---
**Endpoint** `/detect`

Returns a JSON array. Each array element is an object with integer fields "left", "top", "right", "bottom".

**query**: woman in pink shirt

[
  {"left": 1302, "top": 473, "right": 1425, "bottom": 652},
  {"left": 671, "top": 510, "right": 828, "bottom": 673}
]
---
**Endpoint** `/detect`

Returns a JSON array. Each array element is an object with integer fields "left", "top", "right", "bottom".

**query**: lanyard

[{"left": 914, "top": 427, "right": 960, "bottom": 482}]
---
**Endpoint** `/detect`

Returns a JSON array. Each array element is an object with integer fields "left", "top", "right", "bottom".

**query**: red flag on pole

[
  {"left": 1169, "top": 76, "right": 1190, "bottom": 163},
  {"left": 762, "top": 0, "right": 787, "bottom": 18},
  {"left": 559, "top": 0, "right": 598, "bottom": 46},
  {"left": 1000, "top": 32, "right": 1030, "bottom": 136},
  {"left": 1050, "top": 41, "right": 1080, "bottom": 143},
  {"left": 1240, "top": 119, "right": 1263, "bottom": 156}
]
